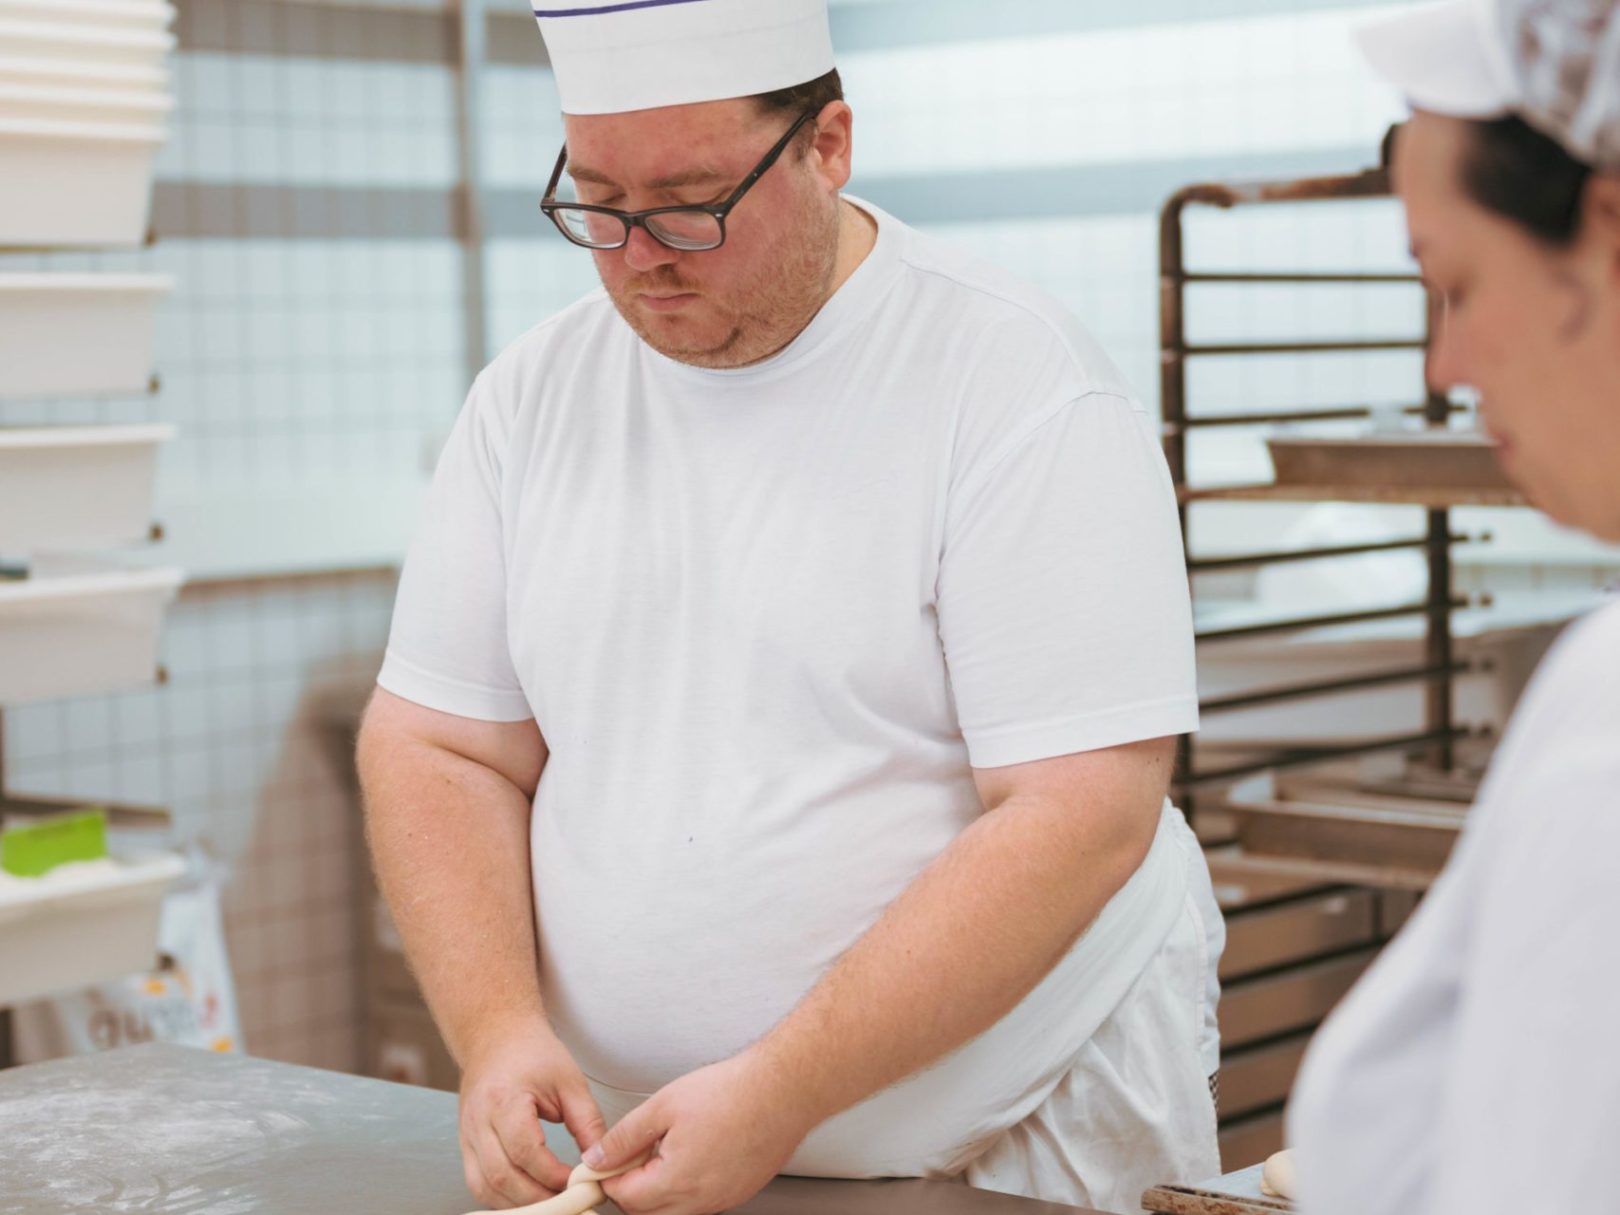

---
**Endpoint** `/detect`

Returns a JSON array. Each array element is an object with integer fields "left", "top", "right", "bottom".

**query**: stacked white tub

[{"left": 0, "top": 0, "right": 184, "bottom": 1006}]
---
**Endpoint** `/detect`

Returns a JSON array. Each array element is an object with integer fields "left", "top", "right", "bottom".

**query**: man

[{"left": 358, "top": 2, "right": 1223, "bottom": 1212}]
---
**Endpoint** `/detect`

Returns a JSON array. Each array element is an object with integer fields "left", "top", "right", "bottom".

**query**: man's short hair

[{"left": 753, "top": 68, "right": 844, "bottom": 149}]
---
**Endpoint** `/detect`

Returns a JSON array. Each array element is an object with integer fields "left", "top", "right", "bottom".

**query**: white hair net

[{"left": 1498, "top": 0, "right": 1620, "bottom": 167}]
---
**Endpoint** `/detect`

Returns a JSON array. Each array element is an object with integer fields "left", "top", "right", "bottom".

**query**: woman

[{"left": 1285, "top": 2, "right": 1620, "bottom": 1212}]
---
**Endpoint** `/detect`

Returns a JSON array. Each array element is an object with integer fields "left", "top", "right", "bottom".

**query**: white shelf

[
  {"left": 0, "top": 0, "right": 174, "bottom": 30},
  {"left": 0, "top": 79, "right": 172, "bottom": 125},
  {"left": 0, "top": 15, "right": 175, "bottom": 70},
  {"left": 0, "top": 851, "right": 185, "bottom": 1007},
  {"left": 0, "top": 423, "right": 174, "bottom": 552},
  {"left": 0, "top": 53, "right": 167, "bottom": 93},
  {"left": 0, "top": 274, "right": 172, "bottom": 398},
  {"left": 0, "top": 563, "right": 182, "bottom": 704},
  {"left": 0, "top": 116, "right": 166, "bottom": 248}
]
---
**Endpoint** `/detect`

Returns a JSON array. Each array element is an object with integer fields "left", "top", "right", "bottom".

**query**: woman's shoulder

[
  {"left": 1525, "top": 595, "right": 1620, "bottom": 721},
  {"left": 1477, "top": 595, "right": 1620, "bottom": 834}
]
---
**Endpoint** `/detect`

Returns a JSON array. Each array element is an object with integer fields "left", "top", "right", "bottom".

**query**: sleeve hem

[
  {"left": 376, "top": 649, "right": 533, "bottom": 723},
  {"left": 964, "top": 696, "right": 1200, "bottom": 770}
]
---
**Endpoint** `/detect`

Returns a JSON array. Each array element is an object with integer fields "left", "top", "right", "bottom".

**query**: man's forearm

[
  {"left": 359, "top": 731, "right": 546, "bottom": 1064},
  {"left": 751, "top": 785, "right": 1159, "bottom": 1127}
]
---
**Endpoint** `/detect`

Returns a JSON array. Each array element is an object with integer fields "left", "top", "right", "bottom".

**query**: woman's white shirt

[{"left": 1288, "top": 595, "right": 1620, "bottom": 1214}]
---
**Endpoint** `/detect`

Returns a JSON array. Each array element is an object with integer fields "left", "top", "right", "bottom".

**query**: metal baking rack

[{"left": 1159, "top": 162, "right": 1526, "bottom": 889}]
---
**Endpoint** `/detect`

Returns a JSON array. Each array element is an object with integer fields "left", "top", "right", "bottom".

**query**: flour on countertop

[{"left": 0, "top": 1048, "right": 419, "bottom": 1215}]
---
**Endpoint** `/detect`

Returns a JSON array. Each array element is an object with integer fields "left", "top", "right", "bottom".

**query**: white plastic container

[
  {"left": 0, "top": 16, "right": 175, "bottom": 70},
  {"left": 0, "top": 53, "right": 166, "bottom": 94},
  {"left": 0, "top": 80, "right": 171, "bottom": 125},
  {"left": 0, "top": 564, "right": 182, "bottom": 703},
  {"left": 0, "top": 274, "right": 172, "bottom": 398},
  {"left": 0, "top": 116, "right": 165, "bottom": 247},
  {"left": 0, "top": 851, "right": 186, "bottom": 1006},
  {"left": 0, "top": 424, "right": 175, "bottom": 550},
  {"left": 0, "top": 0, "right": 174, "bottom": 31}
]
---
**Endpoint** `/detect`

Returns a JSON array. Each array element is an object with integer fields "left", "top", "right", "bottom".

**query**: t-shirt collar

[{"left": 638, "top": 194, "right": 901, "bottom": 383}]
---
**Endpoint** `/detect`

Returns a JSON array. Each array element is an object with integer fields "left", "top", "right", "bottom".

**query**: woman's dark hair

[
  {"left": 1459, "top": 116, "right": 1593, "bottom": 246},
  {"left": 752, "top": 69, "right": 844, "bottom": 151}
]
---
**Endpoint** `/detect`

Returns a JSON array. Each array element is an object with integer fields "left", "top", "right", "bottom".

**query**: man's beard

[{"left": 606, "top": 192, "right": 841, "bottom": 370}]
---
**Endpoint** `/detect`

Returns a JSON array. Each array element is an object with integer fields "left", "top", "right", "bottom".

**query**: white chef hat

[
  {"left": 1356, "top": 0, "right": 1620, "bottom": 169},
  {"left": 533, "top": 0, "right": 836, "bottom": 116}
]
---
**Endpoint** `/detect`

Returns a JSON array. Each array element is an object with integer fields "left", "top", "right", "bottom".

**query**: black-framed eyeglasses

[{"left": 540, "top": 108, "right": 819, "bottom": 252}]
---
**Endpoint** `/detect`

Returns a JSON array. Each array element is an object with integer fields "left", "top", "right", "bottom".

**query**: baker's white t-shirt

[
  {"left": 1287, "top": 594, "right": 1620, "bottom": 1215},
  {"left": 379, "top": 200, "right": 1203, "bottom": 1173}
]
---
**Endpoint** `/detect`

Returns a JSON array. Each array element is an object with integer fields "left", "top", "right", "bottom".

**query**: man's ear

[{"left": 808, "top": 101, "right": 854, "bottom": 192}]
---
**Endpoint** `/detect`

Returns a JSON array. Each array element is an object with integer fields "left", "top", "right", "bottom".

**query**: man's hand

[
  {"left": 590, "top": 1049, "right": 816, "bottom": 1215},
  {"left": 458, "top": 1022, "right": 610, "bottom": 1209}
]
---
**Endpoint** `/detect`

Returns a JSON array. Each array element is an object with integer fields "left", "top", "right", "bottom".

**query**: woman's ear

[{"left": 1583, "top": 174, "right": 1620, "bottom": 283}]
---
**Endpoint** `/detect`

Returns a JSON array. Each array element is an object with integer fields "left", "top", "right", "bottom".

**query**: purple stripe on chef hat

[{"left": 535, "top": 0, "right": 713, "bottom": 17}]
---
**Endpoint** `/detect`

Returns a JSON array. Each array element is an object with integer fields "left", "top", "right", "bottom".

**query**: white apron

[{"left": 584, "top": 805, "right": 1221, "bottom": 1214}]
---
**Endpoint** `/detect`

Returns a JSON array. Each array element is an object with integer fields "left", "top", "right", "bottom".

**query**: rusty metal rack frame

[{"left": 1160, "top": 165, "right": 1475, "bottom": 819}]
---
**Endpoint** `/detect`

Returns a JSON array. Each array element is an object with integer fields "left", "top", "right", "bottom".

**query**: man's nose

[{"left": 622, "top": 224, "right": 680, "bottom": 273}]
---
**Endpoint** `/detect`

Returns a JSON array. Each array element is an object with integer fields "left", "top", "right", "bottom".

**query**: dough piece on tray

[{"left": 1260, "top": 1148, "right": 1297, "bottom": 1201}]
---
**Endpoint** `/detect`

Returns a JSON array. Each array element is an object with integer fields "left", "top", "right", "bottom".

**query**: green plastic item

[{"left": 0, "top": 807, "right": 109, "bottom": 878}]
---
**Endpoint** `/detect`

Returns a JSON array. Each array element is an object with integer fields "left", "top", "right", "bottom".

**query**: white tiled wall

[
  {"left": 169, "top": 53, "right": 459, "bottom": 188},
  {"left": 482, "top": 62, "right": 563, "bottom": 192},
  {"left": 840, "top": 7, "right": 1409, "bottom": 175},
  {"left": 147, "top": 237, "right": 463, "bottom": 490}
]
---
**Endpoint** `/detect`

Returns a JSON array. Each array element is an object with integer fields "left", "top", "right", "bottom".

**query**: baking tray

[
  {"left": 1220, "top": 888, "right": 1377, "bottom": 980},
  {"left": 1206, "top": 847, "right": 1339, "bottom": 911},
  {"left": 1266, "top": 430, "right": 1515, "bottom": 493},
  {"left": 1218, "top": 1034, "right": 1311, "bottom": 1120},
  {"left": 1220, "top": 949, "right": 1374, "bottom": 1048},
  {"left": 1217, "top": 776, "right": 1468, "bottom": 890},
  {"left": 1143, "top": 1164, "right": 1292, "bottom": 1215}
]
